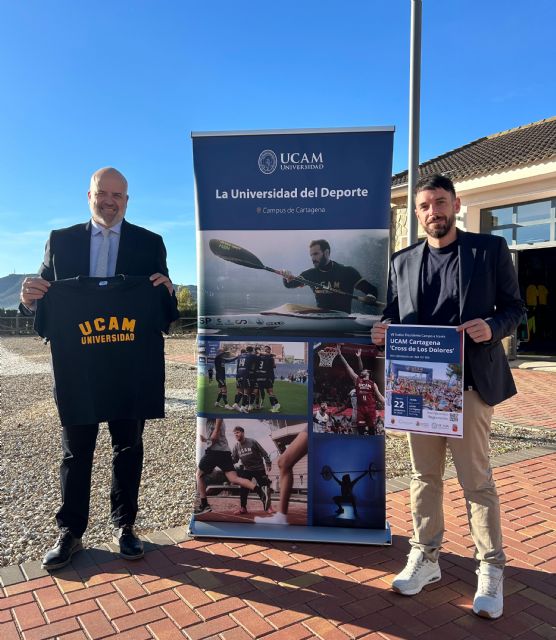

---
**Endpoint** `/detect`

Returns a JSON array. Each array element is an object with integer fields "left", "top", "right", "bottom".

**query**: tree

[{"left": 176, "top": 287, "right": 196, "bottom": 317}]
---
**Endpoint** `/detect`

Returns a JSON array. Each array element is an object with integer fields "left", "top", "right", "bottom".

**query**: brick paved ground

[
  {"left": 495, "top": 369, "right": 556, "bottom": 429},
  {"left": 1, "top": 450, "right": 554, "bottom": 640},
  {"left": 2, "top": 361, "right": 554, "bottom": 639}
]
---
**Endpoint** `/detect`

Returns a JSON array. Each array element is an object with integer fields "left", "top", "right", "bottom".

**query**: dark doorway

[{"left": 518, "top": 247, "right": 556, "bottom": 354}]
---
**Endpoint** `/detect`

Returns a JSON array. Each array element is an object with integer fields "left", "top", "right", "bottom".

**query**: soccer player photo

[
  {"left": 313, "top": 342, "right": 385, "bottom": 436},
  {"left": 197, "top": 338, "right": 308, "bottom": 416},
  {"left": 193, "top": 417, "right": 308, "bottom": 526},
  {"left": 198, "top": 229, "right": 388, "bottom": 336}
]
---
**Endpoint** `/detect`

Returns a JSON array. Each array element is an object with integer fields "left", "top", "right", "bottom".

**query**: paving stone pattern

[
  {"left": 1, "top": 451, "right": 555, "bottom": 640},
  {"left": 2, "top": 354, "right": 554, "bottom": 638}
]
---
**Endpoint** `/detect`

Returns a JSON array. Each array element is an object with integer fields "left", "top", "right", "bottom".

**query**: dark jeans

[{"left": 56, "top": 419, "right": 145, "bottom": 537}]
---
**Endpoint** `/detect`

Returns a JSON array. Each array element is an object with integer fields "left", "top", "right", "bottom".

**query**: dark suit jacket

[
  {"left": 22, "top": 219, "right": 178, "bottom": 320},
  {"left": 382, "top": 230, "right": 523, "bottom": 406},
  {"left": 38, "top": 219, "right": 169, "bottom": 281}
]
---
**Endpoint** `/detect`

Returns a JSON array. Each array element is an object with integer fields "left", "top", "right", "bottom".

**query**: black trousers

[
  {"left": 56, "top": 419, "right": 145, "bottom": 537},
  {"left": 236, "top": 469, "right": 270, "bottom": 508}
]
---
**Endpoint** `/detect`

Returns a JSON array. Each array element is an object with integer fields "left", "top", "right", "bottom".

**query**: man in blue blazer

[
  {"left": 372, "top": 174, "right": 523, "bottom": 619},
  {"left": 20, "top": 167, "right": 178, "bottom": 569}
]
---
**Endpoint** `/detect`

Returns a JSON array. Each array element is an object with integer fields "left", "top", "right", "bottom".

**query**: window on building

[{"left": 481, "top": 198, "right": 555, "bottom": 245}]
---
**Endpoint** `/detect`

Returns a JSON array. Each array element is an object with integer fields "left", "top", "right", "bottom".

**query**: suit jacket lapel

[
  {"left": 77, "top": 222, "right": 92, "bottom": 276},
  {"left": 407, "top": 241, "right": 426, "bottom": 316},
  {"left": 458, "top": 231, "right": 476, "bottom": 317},
  {"left": 115, "top": 219, "right": 132, "bottom": 274}
]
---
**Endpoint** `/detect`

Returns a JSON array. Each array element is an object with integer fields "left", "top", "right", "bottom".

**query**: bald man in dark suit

[{"left": 20, "top": 167, "right": 178, "bottom": 569}]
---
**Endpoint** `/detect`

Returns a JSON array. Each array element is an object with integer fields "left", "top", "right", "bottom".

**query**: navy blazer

[{"left": 382, "top": 230, "right": 523, "bottom": 406}]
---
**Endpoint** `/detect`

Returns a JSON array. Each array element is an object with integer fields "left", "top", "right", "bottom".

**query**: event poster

[
  {"left": 384, "top": 325, "right": 464, "bottom": 438},
  {"left": 192, "top": 128, "right": 393, "bottom": 542}
]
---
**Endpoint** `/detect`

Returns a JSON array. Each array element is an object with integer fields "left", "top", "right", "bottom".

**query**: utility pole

[{"left": 407, "top": 0, "right": 422, "bottom": 245}]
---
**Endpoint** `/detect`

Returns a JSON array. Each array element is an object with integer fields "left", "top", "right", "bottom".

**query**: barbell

[{"left": 321, "top": 462, "right": 378, "bottom": 481}]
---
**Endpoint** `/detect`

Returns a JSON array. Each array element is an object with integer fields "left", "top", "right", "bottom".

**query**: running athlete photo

[{"left": 194, "top": 418, "right": 270, "bottom": 516}]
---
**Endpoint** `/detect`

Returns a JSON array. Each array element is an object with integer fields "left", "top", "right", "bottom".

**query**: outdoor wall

[{"left": 390, "top": 159, "right": 556, "bottom": 250}]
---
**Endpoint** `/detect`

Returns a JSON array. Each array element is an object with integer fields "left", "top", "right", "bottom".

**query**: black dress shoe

[
  {"left": 42, "top": 528, "right": 83, "bottom": 571},
  {"left": 114, "top": 525, "right": 144, "bottom": 559}
]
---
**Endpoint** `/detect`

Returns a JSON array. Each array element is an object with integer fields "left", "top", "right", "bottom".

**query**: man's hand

[
  {"left": 371, "top": 321, "right": 390, "bottom": 346},
  {"left": 457, "top": 318, "right": 493, "bottom": 343},
  {"left": 280, "top": 269, "right": 296, "bottom": 283},
  {"left": 362, "top": 294, "right": 377, "bottom": 305},
  {"left": 200, "top": 434, "right": 208, "bottom": 443},
  {"left": 20, "top": 277, "right": 50, "bottom": 307},
  {"left": 150, "top": 273, "right": 174, "bottom": 296}
]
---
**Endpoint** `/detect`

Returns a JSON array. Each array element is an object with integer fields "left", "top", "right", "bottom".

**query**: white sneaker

[
  {"left": 254, "top": 512, "right": 288, "bottom": 525},
  {"left": 473, "top": 563, "right": 503, "bottom": 619},
  {"left": 224, "top": 404, "right": 233, "bottom": 410},
  {"left": 214, "top": 401, "right": 223, "bottom": 407},
  {"left": 391, "top": 548, "right": 441, "bottom": 595},
  {"left": 232, "top": 403, "right": 241, "bottom": 411}
]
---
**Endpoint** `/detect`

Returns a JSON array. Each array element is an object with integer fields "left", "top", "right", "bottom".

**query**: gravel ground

[{"left": 1, "top": 335, "right": 555, "bottom": 567}]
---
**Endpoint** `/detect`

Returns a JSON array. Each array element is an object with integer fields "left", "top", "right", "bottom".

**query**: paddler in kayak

[{"left": 280, "top": 239, "right": 378, "bottom": 313}]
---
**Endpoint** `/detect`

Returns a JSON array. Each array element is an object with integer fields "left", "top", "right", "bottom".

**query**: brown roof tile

[{"left": 392, "top": 116, "right": 556, "bottom": 187}]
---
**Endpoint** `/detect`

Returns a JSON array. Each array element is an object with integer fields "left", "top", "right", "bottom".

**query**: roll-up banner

[{"left": 192, "top": 127, "right": 394, "bottom": 544}]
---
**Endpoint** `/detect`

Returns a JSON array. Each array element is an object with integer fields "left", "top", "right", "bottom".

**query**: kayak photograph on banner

[
  {"left": 192, "top": 127, "right": 394, "bottom": 544},
  {"left": 313, "top": 342, "right": 385, "bottom": 436},
  {"left": 199, "top": 229, "right": 387, "bottom": 336},
  {"left": 384, "top": 325, "right": 464, "bottom": 438},
  {"left": 197, "top": 337, "right": 308, "bottom": 417}
]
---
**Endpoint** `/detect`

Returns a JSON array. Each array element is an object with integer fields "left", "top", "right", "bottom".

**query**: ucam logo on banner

[{"left": 191, "top": 127, "right": 394, "bottom": 545}]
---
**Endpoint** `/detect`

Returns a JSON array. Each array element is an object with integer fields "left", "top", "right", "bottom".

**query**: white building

[{"left": 390, "top": 116, "right": 556, "bottom": 355}]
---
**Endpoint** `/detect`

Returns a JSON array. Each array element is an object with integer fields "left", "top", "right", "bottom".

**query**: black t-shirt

[
  {"left": 418, "top": 241, "right": 460, "bottom": 326},
  {"left": 214, "top": 352, "right": 235, "bottom": 376},
  {"left": 257, "top": 353, "right": 275, "bottom": 378},
  {"left": 284, "top": 261, "right": 372, "bottom": 313},
  {"left": 418, "top": 240, "right": 474, "bottom": 389},
  {"left": 35, "top": 276, "right": 175, "bottom": 426}
]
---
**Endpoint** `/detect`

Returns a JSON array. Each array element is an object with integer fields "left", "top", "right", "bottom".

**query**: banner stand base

[{"left": 189, "top": 518, "right": 391, "bottom": 545}]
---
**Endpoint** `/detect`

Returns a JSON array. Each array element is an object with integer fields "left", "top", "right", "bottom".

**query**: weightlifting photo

[
  {"left": 311, "top": 433, "right": 386, "bottom": 529},
  {"left": 313, "top": 341, "right": 385, "bottom": 436}
]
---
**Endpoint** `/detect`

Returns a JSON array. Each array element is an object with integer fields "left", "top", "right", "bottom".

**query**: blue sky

[{"left": 1, "top": 0, "right": 554, "bottom": 284}]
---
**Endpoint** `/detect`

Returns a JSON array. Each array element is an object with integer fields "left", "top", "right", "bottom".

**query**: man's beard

[
  {"left": 423, "top": 215, "right": 454, "bottom": 239},
  {"left": 313, "top": 257, "right": 329, "bottom": 269}
]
